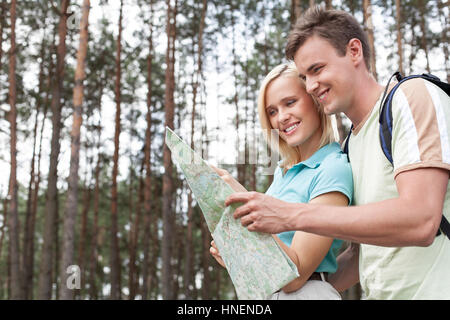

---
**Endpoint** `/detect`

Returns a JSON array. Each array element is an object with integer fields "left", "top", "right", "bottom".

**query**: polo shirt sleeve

[
  {"left": 391, "top": 78, "right": 450, "bottom": 178},
  {"left": 308, "top": 154, "right": 353, "bottom": 204}
]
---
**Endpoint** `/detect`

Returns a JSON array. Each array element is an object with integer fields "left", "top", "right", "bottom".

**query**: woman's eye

[
  {"left": 268, "top": 109, "right": 277, "bottom": 116},
  {"left": 286, "top": 99, "right": 296, "bottom": 106}
]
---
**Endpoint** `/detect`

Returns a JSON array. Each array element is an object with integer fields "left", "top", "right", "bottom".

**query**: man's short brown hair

[{"left": 285, "top": 6, "right": 372, "bottom": 71}]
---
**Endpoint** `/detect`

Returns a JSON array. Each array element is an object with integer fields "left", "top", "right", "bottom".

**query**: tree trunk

[
  {"left": 8, "top": 0, "right": 23, "bottom": 300},
  {"left": 162, "top": 0, "right": 177, "bottom": 300},
  {"left": 363, "top": 0, "right": 377, "bottom": 80},
  {"left": 128, "top": 164, "right": 143, "bottom": 300},
  {"left": 38, "top": 0, "right": 70, "bottom": 300},
  {"left": 395, "top": 0, "right": 404, "bottom": 75},
  {"left": 110, "top": 0, "right": 123, "bottom": 300},
  {"left": 22, "top": 33, "right": 47, "bottom": 299},
  {"left": 290, "top": 0, "right": 301, "bottom": 28},
  {"left": 87, "top": 93, "right": 103, "bottom": 299},
  {"left": 230, "top": 5, "right": 245, "bottom": 186},
  {"left": 184, "top": 0, "right": 207, "bottom": 299},
  {"left": 59, "top": 0, "right": 90, "bottom": 300},
  {"left": 141, "top": 0, "right": 155, "bottom": 300},
  {"left": 418, "top": 0, "right": 431, "bottom": 73},
  {"left": 438, "top": 0, "right": 450, "bottom": 82}
]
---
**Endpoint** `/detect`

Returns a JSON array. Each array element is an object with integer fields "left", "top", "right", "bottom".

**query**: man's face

[{"left": 293, "top": 35, "right": 356, "bottom": 116}]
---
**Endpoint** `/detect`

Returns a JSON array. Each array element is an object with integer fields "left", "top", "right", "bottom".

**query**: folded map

[{"left": 165, "top": 127, "right": 299, "bottom": 299}]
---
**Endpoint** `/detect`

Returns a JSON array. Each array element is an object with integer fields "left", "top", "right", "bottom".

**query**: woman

[{"left": 210, "top": 62, "right": 353, "bottom": 300}]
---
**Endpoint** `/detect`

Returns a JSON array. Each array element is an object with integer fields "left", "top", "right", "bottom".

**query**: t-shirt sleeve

[
  {"left": 391, "top": 78, "right": 450, "bottom": 177},
  {"left": 308, "top": 154, "right": 353, "bottom": 204}
]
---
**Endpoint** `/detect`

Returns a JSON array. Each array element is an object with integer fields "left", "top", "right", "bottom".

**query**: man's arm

[
  {"left": 327, "top": 242, "right": 359, "bottom": 292},
  {"left": 228, "top": 167, "right": 449, "bottom": 247}
]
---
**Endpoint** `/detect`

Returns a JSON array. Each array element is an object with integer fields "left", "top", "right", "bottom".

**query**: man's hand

[
  {"left": 225, "top": 191, "right": 299, "bottom": 234},
  {"left": 210, "top": 165, "right": 247, "bottom": 193}
]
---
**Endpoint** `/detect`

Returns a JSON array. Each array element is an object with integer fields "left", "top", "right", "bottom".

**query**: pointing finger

[{"left": 225, "top": 192, "right": 252, "bottom": 207}]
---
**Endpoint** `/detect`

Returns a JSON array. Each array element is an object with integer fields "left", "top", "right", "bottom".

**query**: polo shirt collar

[{"left": 283, "top": 142, "right": 341, "bottom": 170}]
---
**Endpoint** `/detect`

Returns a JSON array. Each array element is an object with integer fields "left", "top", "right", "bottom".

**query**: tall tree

[
  {"left": 418, "top": 0, "right": 431, "bottom": 73},
  {"left": 162, "top": 0, "right": 177, "bottom": 300},
  {"left": 363, "top": 0, "right": 377, "bottom": 80},
  {"left": 395, "top": 0, "right": 404, "bottom": 75},
  {"left": 22, "top": 32, "right": 48, "bottom": 300},
  {"left": 141, "top": 0, "right": 155, "bottom": 301},
  {"left": 290, "top": 0, "right": 302, "bottom": 28},
  {"left": 38, "top": 0, "right": 70, "bottom": 300},
  {"left": 110, "top": 0, "right": 124, "bottom": 300},
  {"left": 184, "top": 0, "right": 207, "bottom": 299},
  {"left": 7, "top": 0, "right": 23, "bottom": 300},
  {"left": 59, "top": 0, "right": 90, "bottom": 300},
  {"left": 438, "top": 0, "right": 449, "bottom": 82}
]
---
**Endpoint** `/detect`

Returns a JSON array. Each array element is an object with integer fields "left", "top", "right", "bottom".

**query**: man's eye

[{"left": 313, "top": 66, "right": 322, "bottom": 73}]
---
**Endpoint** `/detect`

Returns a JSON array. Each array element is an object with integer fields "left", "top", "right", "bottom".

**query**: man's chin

[{"left": 323, "top": 104, "right": 337, "bottom": 115}]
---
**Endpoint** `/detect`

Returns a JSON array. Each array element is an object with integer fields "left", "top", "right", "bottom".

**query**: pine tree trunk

[
  {"left": 38, "top": 0, "right": 70, "bottom": 300},
  {"left": 141, "top": 0, "right": 154, "bottom": 300},
  {"left": 438, "top": 0, "right": 450, "bottom": 82},
  {"left": 162, "top": 0, "right": 177, "bottom": 300},
  {"left": 59, "top": 0, "right": 90, "bottom": 300},
  {"left": 184, "top": 0, "right": 207, "bottom": 299},
  {"left": 22, "top": 35, "right": 47, "bottom": 299},
  {"left": 290, "top": 0, "right": 301, "bottom": 29},
  {"left": 363, "top": 0, "right": 377, "bottom": 80},
  {"left": 110, "top": 0, "right": 123, "bottom": 300},
  {"left": 395, "top": 0, "right": 404, "bottom": 75},
  {"left": 8, "top": 0, "right": 23, "bottom": 300},
  {"left": 88, "top": 98, "right": 103, "bottom": 299},
  {"left": 128, "top": 166, "right": 143, "bottom": 300},
  {"left": 418, "top": 0, "right": 431, "bottom": 73},
  {"left": 230, "top": 5, "right": 245, "bottom": 185}
]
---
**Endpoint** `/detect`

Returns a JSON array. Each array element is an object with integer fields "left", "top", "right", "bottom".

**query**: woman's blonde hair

[{"left": 257, "top": 62, "right": 336, "bottom": 170}]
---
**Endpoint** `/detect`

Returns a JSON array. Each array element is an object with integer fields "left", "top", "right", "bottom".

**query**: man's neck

[{"left": 345, "top": 73, "right": 384, "bottom": 128}]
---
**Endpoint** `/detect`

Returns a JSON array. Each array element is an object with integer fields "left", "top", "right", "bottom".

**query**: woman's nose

[{"left": 278, "top": 108, "right": 290, "bottom": 125}]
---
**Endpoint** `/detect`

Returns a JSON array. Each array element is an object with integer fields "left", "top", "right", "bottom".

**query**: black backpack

[{"left": 343, "top": 72, "right": 450, "bottom": 240}]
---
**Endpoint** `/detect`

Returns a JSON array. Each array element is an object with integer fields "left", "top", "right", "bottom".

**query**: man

[{"left": 225, "top": 6, "right": 450, "bottom": 299}]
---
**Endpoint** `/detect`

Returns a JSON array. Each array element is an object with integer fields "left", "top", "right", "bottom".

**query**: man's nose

[{"left": 305, "top": 76, "right": 319, "bottom": 94}]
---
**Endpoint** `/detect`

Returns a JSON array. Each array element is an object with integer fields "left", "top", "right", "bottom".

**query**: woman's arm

[{"left": 276, "top": 191, "right": 349, "bottom": 293}]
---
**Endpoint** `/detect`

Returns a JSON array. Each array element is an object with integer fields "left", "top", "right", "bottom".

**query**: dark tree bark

[
  {"left": 8, "top": 0, "right": 23, "bottom": 300},
  {"left": 110, "top": 0, "right": 124, "bottom": 300},
  {"left": 38, "top": 0, "right": 70, "bottom": 300},
  {"left": 59, "top": 0, "right": 90, "bottom": 300},
  {"left": 162, "top": 0, "right": 177, "bottom": 300}
]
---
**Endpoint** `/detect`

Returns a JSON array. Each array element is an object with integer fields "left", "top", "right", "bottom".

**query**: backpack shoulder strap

[{"left": 379, "top": 72, "right": 450, "bottom": 240}]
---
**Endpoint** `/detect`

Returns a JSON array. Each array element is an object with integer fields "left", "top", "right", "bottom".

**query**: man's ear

[{"left": 347, "top": 38, "right": 364, "bottom": 67}]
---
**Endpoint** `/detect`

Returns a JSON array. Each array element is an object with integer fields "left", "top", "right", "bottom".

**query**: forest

[{"left": 0, "top": 0, "right": 448, "bottom": 300}]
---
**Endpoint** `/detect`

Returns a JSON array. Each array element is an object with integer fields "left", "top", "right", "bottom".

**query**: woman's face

[{"left": 265, "top": 76, "right": 322, "bottom": 153}]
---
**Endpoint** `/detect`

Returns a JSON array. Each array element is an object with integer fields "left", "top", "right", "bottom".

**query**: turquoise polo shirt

[{"left": 265, "top": 142, "right": 353, "bottom": 274}]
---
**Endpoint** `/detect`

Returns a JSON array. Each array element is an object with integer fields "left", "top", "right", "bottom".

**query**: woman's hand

[
  {"left": 209, "top": 240, "right": 226, "bottom": 268},
  {"left": 210, "top": 165, "right": 247, "bottom": 193}
]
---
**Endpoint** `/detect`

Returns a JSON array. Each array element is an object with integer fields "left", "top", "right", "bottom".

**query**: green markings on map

[{"left": 165, "top": 127, "right": 299, "bottom": 300}]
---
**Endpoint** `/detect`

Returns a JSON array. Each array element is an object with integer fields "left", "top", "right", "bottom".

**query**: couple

[{"left": 210, "top": 7, "right": 450, "bottom": 300}]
